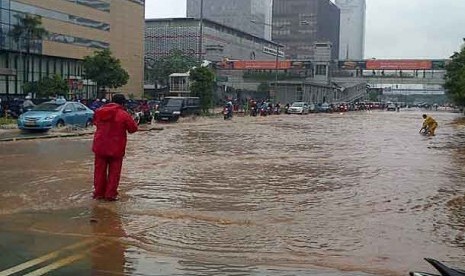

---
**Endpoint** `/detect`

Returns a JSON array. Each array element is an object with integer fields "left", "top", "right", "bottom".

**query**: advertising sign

[
  {"left": 366, "top": 60, "right": 432, "bottom": 70},
  {"left": 432, "top": 60, "right": 449, "bottom": 70},
  {"left": 338, "top": 60, "right": 366, "bottom": 70},
  {"left": 232, "top": 60, "right": 292, "bottom": 70}
]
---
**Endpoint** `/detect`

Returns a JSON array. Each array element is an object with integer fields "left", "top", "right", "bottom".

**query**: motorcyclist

[
  {"left": 225, "top": 100, "right": 233, "bottom": 118},
  {"left": 22, "top": 96, "right": 35, "bottom": 112},
  {"left": 275, "top": 102, "right": 281, "bottom": 114},
  {"left": 420, "top": 114, "right": 438, "bottom": 136},
  {"left": 89, "top": 99, "right": 102, "bottom": 111},
  {"left": 139, "top": 100, "right": 152, "bottom": 124}
]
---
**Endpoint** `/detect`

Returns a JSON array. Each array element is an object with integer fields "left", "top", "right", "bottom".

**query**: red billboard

[
  {"left": 232, "top": 60, "right": 292, "bottom": 70},
  {"left": 366, "top": 60, "right": 432, "bottom": 70}
]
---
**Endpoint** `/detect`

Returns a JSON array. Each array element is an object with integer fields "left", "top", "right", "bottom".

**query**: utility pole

[
  {"left": 274, "top": 43, "right": 280, "bottom": 101},
  {"left": 198, "top": 0, "right": 204, "bottom": 63}
]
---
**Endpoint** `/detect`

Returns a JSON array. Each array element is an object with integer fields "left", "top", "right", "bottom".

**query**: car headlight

[
  {"left": 18, "top": 114, "right": 24, "bottom": 120},
  {"left": 173, "top": 111, "right": 181, "bottom": 115},
  {"left": 155, "top": 111, "right": 160, "bottom": 114},
  {"left": 44, "top": 114, "right": 58, "bottom": 120}
]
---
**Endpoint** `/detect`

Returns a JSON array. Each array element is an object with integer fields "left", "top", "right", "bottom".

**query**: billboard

[
  {"left": 366, "top": 60, "right": 432, "bottom": 70},
  {"left": 338, "top": 60, "right": 366, "bottom": 70},
  {"left": 232, "top": 60, "right": 292, "bottom": 70}
]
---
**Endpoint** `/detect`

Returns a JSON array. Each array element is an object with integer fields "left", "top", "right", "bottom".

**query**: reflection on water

[
  {"left": 90, "top": 204, "right": 126, "bottom": 275},
  {"left": 1, "top": 111, "right": 465, "bottom": 275}
]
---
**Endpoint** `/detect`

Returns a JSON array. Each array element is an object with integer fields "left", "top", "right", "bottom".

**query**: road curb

[{"left": 0, "top": 127, "right": 164, "bottom": 142}]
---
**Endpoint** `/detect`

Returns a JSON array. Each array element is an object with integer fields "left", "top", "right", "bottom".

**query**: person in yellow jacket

[{"left": 420, "top": 114, "right": 438, "bottom": 136}]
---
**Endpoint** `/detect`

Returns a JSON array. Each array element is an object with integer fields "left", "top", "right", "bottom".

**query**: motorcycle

[
  {"left": 250, "top": 106, "right": 257, "bottom": 117},
  {"left": 223, "top": 106, "right": 233, "bottom": 120},
  {"left": 420, "top": 126, "right": 430, "bottom": 136},
  {"left": 259, "top": 106, "right": 269, "bottom": 116},
  {"left": 410, "top": 258, "right": 465, "bottom": 276}
]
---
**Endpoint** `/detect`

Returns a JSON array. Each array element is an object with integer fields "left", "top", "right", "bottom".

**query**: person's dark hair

[
  {"left": 422, "top": 114, "right": 427, "bottom": 118},
  {"left": 112, "top": 94, "right": 126, "bottom": 105}
]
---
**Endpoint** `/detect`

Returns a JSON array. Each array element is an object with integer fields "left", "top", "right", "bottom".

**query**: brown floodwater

[{"left": 1, "top": 110, "right": 465, "bottom": 275}]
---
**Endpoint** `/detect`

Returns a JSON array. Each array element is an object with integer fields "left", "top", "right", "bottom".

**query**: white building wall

[{"left": 335, "top": 0, "right": 366, "bottom": 60}]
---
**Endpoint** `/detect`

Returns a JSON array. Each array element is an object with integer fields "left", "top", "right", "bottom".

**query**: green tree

[
  {"left": 146, "top": 50, "right": 198, "bottom": 87},
  {"left": 10, "top": 14, "right": 48, "bottom": 84},
  {"left": 83, "top": 49, "right": 129, "bottom": 93},
  {"left": 257, "top": 82, "right": 270, "bottom": 93},
  {"left": 445, "top": 40, "right": 465, "bottom": 106},
  {"left": 24, "top": 75, "right": 69, "bottom": 98},
  {"left": 190, "top": 67, "right": 215, "bottom": 114}
]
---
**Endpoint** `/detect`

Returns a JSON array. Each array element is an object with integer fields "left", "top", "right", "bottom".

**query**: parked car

[
  {"left": 17, "top": 99, "right": 94, "bottom": 130},
  {"left": 287, "top": 102, "right": 310, "bottom": 114}
]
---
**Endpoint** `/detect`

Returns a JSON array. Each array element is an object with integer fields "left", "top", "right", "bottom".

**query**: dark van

[{"left": 156, "top": 97, "right": 200, "bottom": 122}]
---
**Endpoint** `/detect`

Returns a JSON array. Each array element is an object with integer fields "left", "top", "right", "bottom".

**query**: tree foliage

[
  {"left": 23, "top": 75, "right": 69, "bottom": 98},
  {"left": 83, "top": 49, "right": 129, "bottom": 92},
  {"left": 10, "top": 14, "right": 48, "bottom": 53},
  {"left": 257, "top": 82, "right": 270, "bottom": 93},
  {"left": 190, "top": 67, "right": 215, "bottom": 114},
  {"left": 146, "top": 50, "right": 198, "bottom": 87},
  {"left": 10, "top": 14, "right": 48, "bottom": 85},
  {"left": 445, "top": 41, "right": 465, "bottom": 106}
]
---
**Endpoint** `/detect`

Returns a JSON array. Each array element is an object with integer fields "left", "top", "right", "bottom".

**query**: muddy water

[{"left": 1, "top": 111, "right": 465, "bottom": 275}]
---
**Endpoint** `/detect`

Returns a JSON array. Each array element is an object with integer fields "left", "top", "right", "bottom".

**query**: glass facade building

[
  {"left": 335, "top": 0, "right": 366, "bottom": 60},
  {"left": 187, "top": 0, "right": 273, "bottom": 40},
  {"left": 272, "top": 0, "right": 340, "bottom": 60},
  {"left": 0, "top": 0, "right": 144, "bottom": 98}
]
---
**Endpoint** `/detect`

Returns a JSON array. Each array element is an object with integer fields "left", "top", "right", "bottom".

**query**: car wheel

[
  {"left": 85, "top": 119, "right": 93, "bottom": 128},
  {"left": 56, "top": 120, "right": 65, "bottom": 128}
]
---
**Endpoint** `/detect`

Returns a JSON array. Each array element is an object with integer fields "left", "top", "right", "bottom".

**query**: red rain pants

[{"left": 93, "top": 155, "right": 123, "bottom": 200}]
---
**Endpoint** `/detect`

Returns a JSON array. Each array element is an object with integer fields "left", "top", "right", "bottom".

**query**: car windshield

[
  {"left": 32, "top": 103, "right": 64, "bottom": 112},
  {"left": 292, "top": 103, "right": 304, "bottom": 107},
  {"left": 164, "top": 99, "right": 183, "bottom": 107}
]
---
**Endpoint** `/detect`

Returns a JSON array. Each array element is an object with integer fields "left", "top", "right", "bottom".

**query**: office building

[
  {"left": 145, "top": 18, "right": 282, "bottom": 64},
  {"left": 272, "top": 0, "right": 340, "bottom": 60},
  {"left": 335, "top": 0, "right": 366, "bottom": 60},
  {"left": 0, "top": 0, "right": 145, "bottom": 98},
  {"left": 187, "top": 0, "right": 273, "bottom": 40}
]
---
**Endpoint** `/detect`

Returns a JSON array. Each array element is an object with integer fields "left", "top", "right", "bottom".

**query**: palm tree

[{"left": 10, "top": 14, "right": 48, "bottom": 84}]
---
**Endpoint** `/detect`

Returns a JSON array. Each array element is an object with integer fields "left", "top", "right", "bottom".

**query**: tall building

[
  {"left": 0, "top": 0, "right": 145, "bottom": 98},
  {"left": 187, "top": 0, "right": 273, "bottom": 40},
  {"left": 272, "top": 0, "right": 340, "bottom": 60},
  {"left": 335, "top": 0, "right": 366, "bottom": 60},
  {"left": 145, "top": 18, "right": 281, "bottom": 63}
]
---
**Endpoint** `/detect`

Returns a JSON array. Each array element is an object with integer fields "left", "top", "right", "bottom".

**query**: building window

[
  {"left": 48, "top": 33, "right": 109, "bottom": 49},
  {"left": 10, "top": 2, "right": 110, "bottom": 31},
  {"left": 315, "top": 65, "right": 326, "bottom": 76},
  {"left": 63, "top": 0, "right": 110, "bottom": 12}
]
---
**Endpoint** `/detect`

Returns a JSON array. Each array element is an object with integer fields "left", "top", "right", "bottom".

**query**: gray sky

[{"left": 144, "top": 0, "right": 465, "bottom": 59}]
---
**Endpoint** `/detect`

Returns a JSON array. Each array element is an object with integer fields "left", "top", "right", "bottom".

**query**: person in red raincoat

[{"left": 92, "top": 94, "right": 138, "bottom": 201}]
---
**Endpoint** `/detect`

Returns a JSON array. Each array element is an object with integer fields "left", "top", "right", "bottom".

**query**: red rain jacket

[{"left": 92, "top": 103, "right": 138, "bottom": 157}]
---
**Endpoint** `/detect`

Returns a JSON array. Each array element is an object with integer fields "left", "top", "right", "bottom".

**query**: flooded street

[{"left": 1, "top": 110, "right": 465, "bottom": 275}]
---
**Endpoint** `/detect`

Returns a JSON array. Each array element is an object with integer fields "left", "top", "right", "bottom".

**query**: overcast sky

[{"left": 144, "top": 0, "right": 465, "bottom": 59}]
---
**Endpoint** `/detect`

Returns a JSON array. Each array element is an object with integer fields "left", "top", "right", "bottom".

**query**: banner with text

[{"left": 366, "top": 60, "right": 432, "bottom": 70}]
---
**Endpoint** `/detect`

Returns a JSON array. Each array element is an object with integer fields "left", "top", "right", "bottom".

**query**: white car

[{"left": 288, "top": 102, "right": 310, "bottom": 114}]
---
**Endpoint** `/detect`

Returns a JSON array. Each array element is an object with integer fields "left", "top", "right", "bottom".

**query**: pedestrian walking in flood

[{"left": 92, "top": 94, "right": 138, "bottom": 201}]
